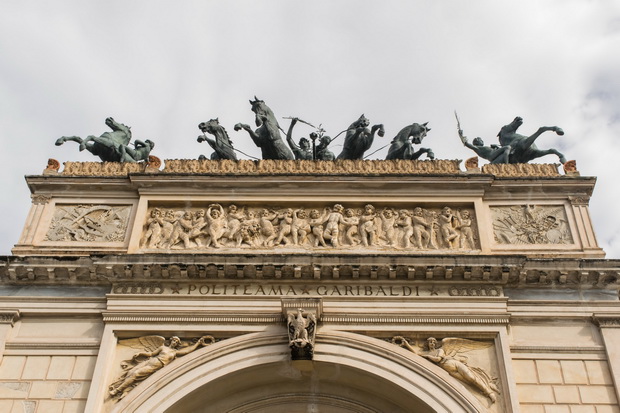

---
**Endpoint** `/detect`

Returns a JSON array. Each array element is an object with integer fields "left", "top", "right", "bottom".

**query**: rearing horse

[
  {"left": 498, "top": 116, "right": 566, "bottom": 164},
  {"left": 55, "top": 117, "right": 132, "bottom": 162},
  {"left": 337, "top": 114, "right": 384, "bottom": 160},
  {"left": 234, "top": 97, "right": 294, "bottom": 160},
  {"left": 198, "top": 118, "right": 238, "bottom": 161},
  {"left": 386, "top": 122, "right": 434, "bottom": 160}
]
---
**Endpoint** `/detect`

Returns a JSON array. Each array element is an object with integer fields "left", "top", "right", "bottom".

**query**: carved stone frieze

[
  {"left": 163, "top": 159, "right": 462, "bottom": 175},
  {"left": 61, "top": 161, "right": 145, "bottom": 176},
  {"left": 109, "top": 335, "right": 215, "bottom": 401},
  {"left": 482, "top": 163, "right": 559, "bottom": 177},
  {"left": 491, "top": 205, "right": 573, "bottom": 245},
  {"left": 392, "top": 336, "right": 500, "bottom": 403},
  {"left": 140, "top": 203, "right": 478, "bottom": 251},
  {"left": 45, "top": 204, "right": 131, "bottom": 242}
]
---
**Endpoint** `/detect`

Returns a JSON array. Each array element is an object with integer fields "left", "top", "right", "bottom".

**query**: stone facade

[{"left": 0, "top": 160, "right": 617, "bottom": 412}]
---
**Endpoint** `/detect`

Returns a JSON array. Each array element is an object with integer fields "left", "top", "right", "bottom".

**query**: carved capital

[
  {"left": 593, "top": 314, "right": 620, "bottom": 328},
  {"left": 569, "top": 196, "right": 590, "bottom": 206},
  {"left": 31, "top": 194, "right": 51, "bottom": 205},
  {"left": 0, "top": 311, "right": 20, "bottom": 326}
]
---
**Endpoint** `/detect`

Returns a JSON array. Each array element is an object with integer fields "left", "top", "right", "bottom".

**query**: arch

[{"left": 111, "top": 330, "right": 488, "bottom": 413}]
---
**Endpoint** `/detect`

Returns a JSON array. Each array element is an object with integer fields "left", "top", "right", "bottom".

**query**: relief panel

[
  {"left": 139, "top": 203, "right": 479, "bottom": 252},
  {"left": 44, "top": 204, "right": 132, "bottom": 243},
  {"left": 490, "top": 204, "right": 573, "bottom": 245}
]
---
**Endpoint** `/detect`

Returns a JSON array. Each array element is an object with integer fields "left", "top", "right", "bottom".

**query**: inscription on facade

[{"left": 112, "top": 283, "right": 503, "bottom": 297}]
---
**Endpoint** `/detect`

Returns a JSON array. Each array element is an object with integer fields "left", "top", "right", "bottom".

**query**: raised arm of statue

[
  {"left": 458, "top": 129, "right": 476, "bottom": 150},
  {"left": 286, "top": 118, "right": 300, "bottom": 151}
]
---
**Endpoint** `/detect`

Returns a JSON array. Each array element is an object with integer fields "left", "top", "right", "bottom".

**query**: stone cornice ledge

[
  {"left": 593, "top": 313, "right": 620, "bottom": 328},
  {"left": 1, "top": 255, "right": 619, "bottom": 290},
  {"left": 101, "top": 311, "right": 509, "bottom": 326}
]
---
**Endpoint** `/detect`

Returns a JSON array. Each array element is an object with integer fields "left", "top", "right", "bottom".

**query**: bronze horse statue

[
  {"left": 386, "top": 122, "right": 434, "bottom": 160},
  {"left": 234, "top": 97, "right": 294, "bottom": 160},
  {"left": 198, "top": 118, "right": 237, "bottom": 161},
  {"left": 55, "top": 117, "right": 134, "bottom": 162},
  {"left": 337, "top": 114, "right": 385, "bottom": 160},
  {"left": 498, "top": 116, "right": 566, "bottom": 164}
]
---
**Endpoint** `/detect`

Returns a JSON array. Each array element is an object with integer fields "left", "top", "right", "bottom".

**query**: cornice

[
  {"left": 510, "top": 345, "right": 605, "bottom": 354},
  {"left": 322, "top": 314, "right": 510, "bottom": 325},
  {"left": 102, "top": 312, "right": 283, "bottom": 324},
  {"left": 1, "top": 255, "right": 619, "bottom": 290},
  {"left": 593, "top": 314, "right": 620, "bottom": 328}
]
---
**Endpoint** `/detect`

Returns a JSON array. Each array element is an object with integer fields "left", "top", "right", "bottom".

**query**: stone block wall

[
  {"left": 513, "top": 358, "right": 618, "bottom": 413},
  {"left": 0, "top": 355, "right": 96, "bottom": 413}
]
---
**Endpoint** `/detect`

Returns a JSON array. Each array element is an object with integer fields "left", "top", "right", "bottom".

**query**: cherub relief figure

[
  {"left": 258, "top": 209, "right": 279, "bottom": 247},
  {"left": 109, "top": 335, "right": 215, "bottom": 400},
  {"left": 380, "top": 208, "right": 398, "bottom": 246},
  {"left": 456, "top": 209, "right": 476, "bottom": 249},
  {"left": 291, "top": 209, "right": 311, "bottom": 245},
  {"left": 437, "top": 207, "right": 459, "bottom": 249},
  {"left": 359, "top": 204, "right": 378, "bottom": 247},
  {"left": 392, "top": 336, "right": 500, "bottom": 403},
  {"left": 309, "top": 209, "right": 329, "bottom": 247},
  {"left": 411, "top": 207, "right": 431, "bottom": 249},
  {"left": 396, "top": 209, "right": 414, "bottom": 248},
  {"left": 224, "top": 204, "right": 245, "bottom": 247},
  {"left": 274, "top": 208, "right": 295, "bottom": 246},
  {"left": 141, "top": 208, "right": 164, "bottom": 248},
  {"left": 204, "top": 204, "right": 227, "bottom": 248},
  {"left": 323, "top": 204, "right": 346, "bottom": 248},
  {"left": 343, "top": 208, "right": 360, "bottom": 246}
]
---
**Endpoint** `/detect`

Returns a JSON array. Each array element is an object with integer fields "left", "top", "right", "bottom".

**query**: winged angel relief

[
  {"left": 392, "top": 336, "right": 500, "bottom": 403},
  {"left": 109, "top": 335, "right": 215, "bottom": 400}
]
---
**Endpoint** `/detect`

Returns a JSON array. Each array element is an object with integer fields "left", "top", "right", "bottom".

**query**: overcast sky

[{"left": 1, "top": 1, "right": 619, "bottom": 257}]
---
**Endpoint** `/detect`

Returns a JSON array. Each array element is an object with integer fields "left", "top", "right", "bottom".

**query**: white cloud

[{"left": 1, "top": 0, "right": 619, "bottom": 257}]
